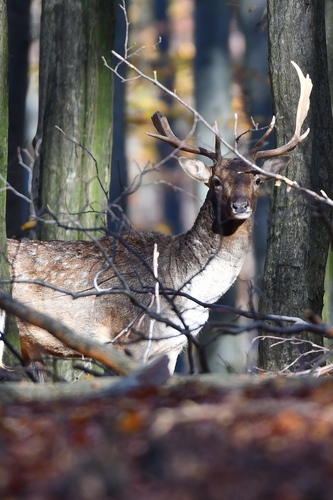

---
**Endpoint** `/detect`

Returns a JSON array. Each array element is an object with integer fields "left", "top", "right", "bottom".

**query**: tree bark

[
  {"left": 34, "top": 0, "right": 116, "bottom": 241},
  {"left": 0, "top": 0, "right": 20, "bottom": 366},
  {"left": 6, "top": 0, "right": 31, "bottom": 237},
  {"left": 30, "top": 0, "right": 116, "bottom": 380},
  {"left": 323, "top": 0, "right": 333, "bottom": 327},
  {"left": 0, "top": 0, "right": 9, "bottom": 288},
  {"left": 109, "top": 0, "right": 128, "bottom": 232},
  {"left": 258, "top": 1, "right": 333, "bottom": 371}
]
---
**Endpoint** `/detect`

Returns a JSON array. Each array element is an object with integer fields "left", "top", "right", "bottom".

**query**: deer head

[{"left": 147, "top": 61, "right": 312, "bottom": 227}]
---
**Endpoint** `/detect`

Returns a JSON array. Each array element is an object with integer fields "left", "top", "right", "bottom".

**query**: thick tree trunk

[
  {"left": 34, "top": 0, "right": 116, "bottom": 241},
  {"left": 30, "top": 0, "right": 116, "bottom": 380},
  {"left": 258, "top": 1, "right": 333, "bottom": 371}
]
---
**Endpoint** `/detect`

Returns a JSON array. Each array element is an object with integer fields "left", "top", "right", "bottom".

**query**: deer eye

[
  {"left": 212, "top": 176, "right": 222, "bottom": 188},
  {"left": 255, "top": 177, "right": 261, "bottom": 186}
]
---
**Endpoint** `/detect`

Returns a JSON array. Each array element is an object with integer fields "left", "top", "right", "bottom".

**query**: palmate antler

[
  {"left": 147, "top": 61, "right": 313, "bottom": 164},
  {"left": 250, "top": 61, "right": 313, "bottom": 160}
]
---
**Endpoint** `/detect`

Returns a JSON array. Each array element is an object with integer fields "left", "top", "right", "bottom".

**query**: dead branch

[{"left": 0, "top": 290, "right": 138, "bottom": 376}]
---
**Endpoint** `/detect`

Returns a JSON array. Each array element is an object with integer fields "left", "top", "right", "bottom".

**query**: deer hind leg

[{"left": 165, "top": 349, "right": 183, "bottom": 374}]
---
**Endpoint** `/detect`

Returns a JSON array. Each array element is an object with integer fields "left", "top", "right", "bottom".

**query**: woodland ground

[{"left": 0, "top": 375, "right": 332, "bottom": 499}]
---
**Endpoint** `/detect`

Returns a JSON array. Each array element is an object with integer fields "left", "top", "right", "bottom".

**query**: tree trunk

[
  {"left": 0, "top": 0, "right": 20, "bottom": 365},
  {"left": 0, "top": 0, "right": 9, "bottom": 288},
  {"left": 194, "top": 0, "right": 233, "bottom": 156},
  {"left": 34, "top": 0, "right": 116, "bottom": 241},
  {"left": 258, "top": 1, "right": 333, "bottom": 371},
  {"left": 323, "top": 0, "right": 333, "bottom": 327},
  {"left": 109, "top": 0, "right": 128, "bottom": 232},
  {"left": 30, "top": 0, "right": 116, "bottom": 380},
  {"left": 6, "top": 0, "right": 31, "bottom": 237}
]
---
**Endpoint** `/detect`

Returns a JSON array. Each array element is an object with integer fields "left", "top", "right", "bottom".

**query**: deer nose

[{"left": 232, "top": 200, "right": 249, "bottom": 214}]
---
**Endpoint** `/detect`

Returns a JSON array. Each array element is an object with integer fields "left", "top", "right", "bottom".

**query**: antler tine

[
  {"left": 253, "top": 61, "right": 313, "bottom": 161},
  {"left": 249, "top": 116, "right": 276, "bottom": 158},
  {"left": 146, "top": 111, "right": 217, "bottom": 161}
]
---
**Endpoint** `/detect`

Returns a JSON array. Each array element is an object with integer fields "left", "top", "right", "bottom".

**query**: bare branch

[{"left": 0, "top": 290, "right": 139, "bottom": 376}]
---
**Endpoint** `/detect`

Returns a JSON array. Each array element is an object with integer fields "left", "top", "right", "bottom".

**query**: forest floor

[{"left": 0, "top": 375, "right": 333, "bottom": 499}]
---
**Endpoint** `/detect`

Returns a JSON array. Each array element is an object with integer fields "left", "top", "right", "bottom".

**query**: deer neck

[{"left": 174, "top": 190, "right": 254, "bottom": 304}]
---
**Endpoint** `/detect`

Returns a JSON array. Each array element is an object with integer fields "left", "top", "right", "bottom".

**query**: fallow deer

[{"left": 5, "top": 62, "right": 312, "bottom": 375}]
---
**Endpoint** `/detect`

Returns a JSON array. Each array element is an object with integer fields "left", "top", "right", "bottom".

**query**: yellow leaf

[{"left": 20, "top": 220, "right": 37, "bottom": 231}]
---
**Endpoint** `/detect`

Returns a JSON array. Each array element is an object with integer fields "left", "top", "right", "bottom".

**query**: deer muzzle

[{"left": 231, "top": 199, "right": 252, "bottom": 219}]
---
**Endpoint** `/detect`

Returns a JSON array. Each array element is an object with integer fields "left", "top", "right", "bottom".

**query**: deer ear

[
  {"left": 261, "top": 155, "right": 291, "bottom": 180},
  {"left": 178, "top": 157, "right": 212, "bottom": 183}
]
